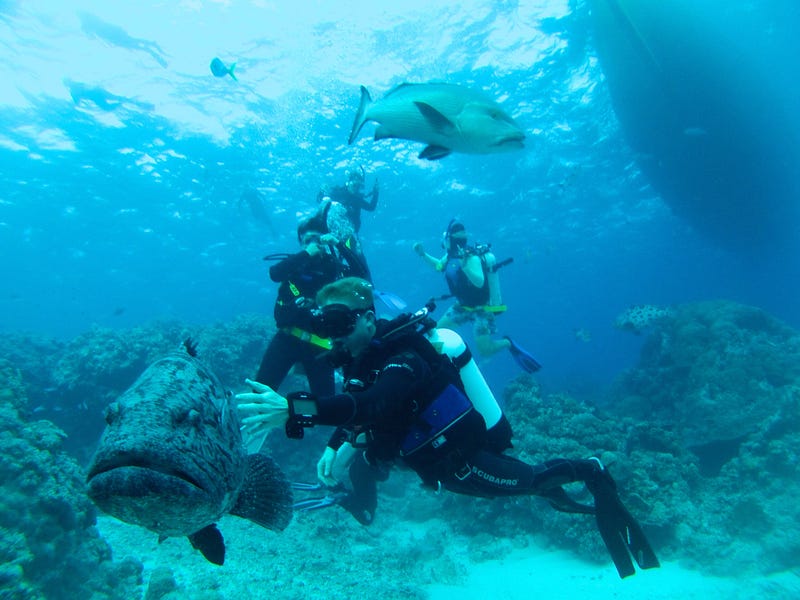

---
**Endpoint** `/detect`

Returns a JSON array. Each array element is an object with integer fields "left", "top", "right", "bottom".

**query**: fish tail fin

[
  {"left": 228, "top": 62, "right": 237, "bottom": 81},
  {"left": 230, "top": 453, "right": 293, "bottom": 531},
  {"left": 348, "top": 85, "right": 372, "bottom": 145}
]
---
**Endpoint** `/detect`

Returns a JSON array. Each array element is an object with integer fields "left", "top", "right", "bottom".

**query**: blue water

[{"left": 1, "top": 0, "right": 798, "bottom": 397}]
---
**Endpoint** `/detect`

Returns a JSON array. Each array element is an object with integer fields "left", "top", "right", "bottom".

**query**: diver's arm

[
  {"left": 462, "top": 254, "right": 485, "bottom": 288},
  {"left": 238, "top": 353, "right": 422, "bottom": 433},
  {"left": 413, "top": 243, "right": 446, "bottom": 271},
  {"left": 268, "top": 250, "right": 313, "bottom": 282},
  {"left": 362, "top": 180, "right": 379, "bottom": 211}
]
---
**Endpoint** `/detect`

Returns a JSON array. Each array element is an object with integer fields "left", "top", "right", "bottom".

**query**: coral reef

[
  {"left": 609, "top": 300, "right": 800, "bottom": 575},
  {"left": 0, "top": 360, "right": 143, "bottom": 599},
  {"left": 1, "top": 299, "right": 797, "bottom": 595},
  {"left": 0, "top": 314, "right": 272, "bottom": 461}
]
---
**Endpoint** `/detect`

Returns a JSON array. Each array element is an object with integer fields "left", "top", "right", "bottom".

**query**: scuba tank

[
  {"left": 375, "top": 303, "right": 505, "bottom": 431},
  {"left": 426, "top": 327, "right": 502, "bottom": 430}
]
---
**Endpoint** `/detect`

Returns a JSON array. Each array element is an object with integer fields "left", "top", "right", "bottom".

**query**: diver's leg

[
  {"left": 255, "top": 331, "right": 297, "bottom": 389},
  {"left": 439, "top": 452, "right": 659, "bottom": 578},
  {"left": 473, "top": 314, "right": 509, "bottom": 357},
  {"left": 339, "top": 451, "right": 390, "bottom": 525},
  {"left": 302, "top": 348, "right": 335, "bottom": 397}
]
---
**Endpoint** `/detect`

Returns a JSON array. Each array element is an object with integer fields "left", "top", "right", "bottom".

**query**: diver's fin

[
  {"left": 504, "top": 336, "right": 542, "bottom": 373},
  {"left": 414, "top": 101, "right": 456, "bottom": 135},
  {"left": 188, "top": 523, "right": 225, "bottom": 565},
  {"left": 231, "top": 453, "right": 294, "bottom": 531},
  {"left": 585, "top": 463, "right": 660, "bottom": 578},
  {"left": 542, "top": 486, "right": 595, "bottom": 515},
  {"left": 418, "top": 145, "right": 452, "bottom": 160},
  {"left": 348, "top": 85, "right": 372, "bottom": 144}
]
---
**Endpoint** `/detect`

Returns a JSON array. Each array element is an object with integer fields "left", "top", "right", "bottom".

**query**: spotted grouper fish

[
  {"left": 86, "top": 342, "right": 292, "bottom": 565},
  {"left": 348, "top": 82, "right": 525, "bottom": 160}
]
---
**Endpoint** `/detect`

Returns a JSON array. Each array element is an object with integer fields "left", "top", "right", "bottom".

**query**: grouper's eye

[
  {"left": 104, "top": 402, "right": 121, "bottom": 425},
  {"left": 174, "top": 408, "right": 201, "bottom": 426}
]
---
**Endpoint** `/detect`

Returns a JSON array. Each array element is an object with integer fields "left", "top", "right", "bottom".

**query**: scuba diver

[
  {"left": 413, "top": 218, "right": 540, "bottom": 373},
  {"left": 237, "top": 277, "right": 660, "bottom": 580},
  {"left": 317, "top": 165, "right": 379, "bottom": 234},
  {"left": 313, "top": 166, "right": 378, "bottom": 283},
  {"left": 252, "top": 218, "right": 370, "bottom": 453}
]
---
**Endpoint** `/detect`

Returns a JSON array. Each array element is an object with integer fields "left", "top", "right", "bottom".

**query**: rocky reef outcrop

[{"left": 0, "top": 360, "right": 143, "bottom": 599}]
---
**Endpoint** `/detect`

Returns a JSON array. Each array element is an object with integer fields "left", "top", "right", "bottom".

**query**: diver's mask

[
  {"left": 311, "top": 303, "right": 367, "bottom": 339},
  {"left": 311, "top": 303, "right": 372, "bottom": 367}
]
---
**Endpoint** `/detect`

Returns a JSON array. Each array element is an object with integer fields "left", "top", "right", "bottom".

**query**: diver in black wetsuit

[
  {"left": 254, "top": 218, "right": 369, "bottom": 397},
  {"left": 318, "top": 166, "right": 379, "bottom": 234},
  {"left": 238, "top": 277, "right": 660, "bottom": 579}
]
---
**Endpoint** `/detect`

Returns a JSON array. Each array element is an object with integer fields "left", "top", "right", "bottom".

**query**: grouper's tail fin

[
  {"left": 348, "top": 85, "right": 372, "bottom": 145},
  {"left": 231, "top": 453, "right": 293, "bottom": 531}
]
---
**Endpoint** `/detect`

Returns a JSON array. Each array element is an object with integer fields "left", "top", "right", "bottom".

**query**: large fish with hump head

[
  {"left": 348, "top": 83, "right": 525, "bottom": 160},
  {"left": 86, "top": 341, "right": 292, "bottom": 565}
]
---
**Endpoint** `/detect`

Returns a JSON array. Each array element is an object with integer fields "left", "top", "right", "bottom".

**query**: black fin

[
  {"left": 183, "top": 337, "right": 198, "bottom": 357},
  {"left": 413, "top": 101, "right": 456, "bottom": 134},
  {"left": 418, "top": 145, "right": 452, "bottom": 160},
  {"left": 230, "top": 453, "right": 294, "bottom": 531},
  {"left": 188, "top": 523, "right": 225, "bottom": 565},
  {"left": 542, "top": 486, "right": 595, "bottom": 515},
  {"left": 587, "top": 469, "right": 660, "bottom": 578}
]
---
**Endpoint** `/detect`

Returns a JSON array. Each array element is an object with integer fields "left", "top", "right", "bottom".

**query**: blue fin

[{"left": 505, "top": 336, "right": 541, "bottom": 373}]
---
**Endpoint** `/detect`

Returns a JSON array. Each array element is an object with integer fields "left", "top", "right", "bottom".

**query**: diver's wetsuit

[
  {"left": 289, "top": 321, "right": 659, "bottom": 577},
  {"left": 256, "top": 247, "right": 365, "bottom": 395},
  {"left": 326, "top": 184, "right": 378, "bottom": 233},
  {"left": 306, "top": 322, "right": 603, "bottom": 506}
]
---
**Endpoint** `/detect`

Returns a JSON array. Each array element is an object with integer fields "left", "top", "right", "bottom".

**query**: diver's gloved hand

[
  {"left": 317, "top": 442, "right": 358, "bottom": 486},
  {"left": 413, "top": 242, "right": 425, "bottom": 257},
  {"left": 320, "top": 233, "right": 339, "bottom": 246},
  {"left": 317, "top": 446, "right": 339, "bottom": 486},
  {"left": 236, "top": 379, "right": 290, "bottom": 440}
]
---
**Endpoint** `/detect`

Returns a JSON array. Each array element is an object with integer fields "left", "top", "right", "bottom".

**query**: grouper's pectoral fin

[
  {"left": 188, "top": 523, "right": 225, "bottom": 565},
  {"left": 413, "top": 101, "right": 457, "bottom": 135},
  {"left": 230, "top": 453, "right": 294, "bottom": 531},
  {"left": 418, "top": 145, "right": 452, "bottom": 160}
]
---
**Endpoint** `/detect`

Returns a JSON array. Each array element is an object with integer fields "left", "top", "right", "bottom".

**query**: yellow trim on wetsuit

[
  {"left": 283, "top": 327, "right": 332, "bottom": 350},
  {"left": 459, "top": 304, "right": 508, "bottom": 314}
]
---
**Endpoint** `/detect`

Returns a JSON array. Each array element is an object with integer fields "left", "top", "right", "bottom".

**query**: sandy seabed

[{"left": 97, "top": 506, "right": 800, "bottom": 600}]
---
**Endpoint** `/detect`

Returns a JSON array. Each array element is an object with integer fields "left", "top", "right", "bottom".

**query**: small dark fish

[
  {"left": 86, "top": 348, "right": 292, "bottom": 565},
  {"left": 210, "top": 57, "right": 237, "bottom": 81},
  {"left": 112, "top": 307, "right": 126, "bottom": 317}
]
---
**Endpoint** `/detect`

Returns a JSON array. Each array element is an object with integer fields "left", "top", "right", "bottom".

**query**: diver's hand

[
  {"left": 236, "top": 379, "right": 289, "bottom": 438},
  {"left": 413, "top": 242, "right": 425, "bottom": 257},
  {"left": 317, "top": 446, "right": 339, "bottom": 486},
  {"left": 320, "top": 233, "right": 339, "bottom": 246},
  {"left": 305, "top": 242, "right": 321, "bottom": 256}
]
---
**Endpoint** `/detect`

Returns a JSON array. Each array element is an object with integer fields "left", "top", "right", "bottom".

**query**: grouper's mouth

[
  {"left": 494, "top": 133, "right": 525, "bottom": 148},
  {"left": 87, "top": 452, "right": 205, "bottom": 491}
]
